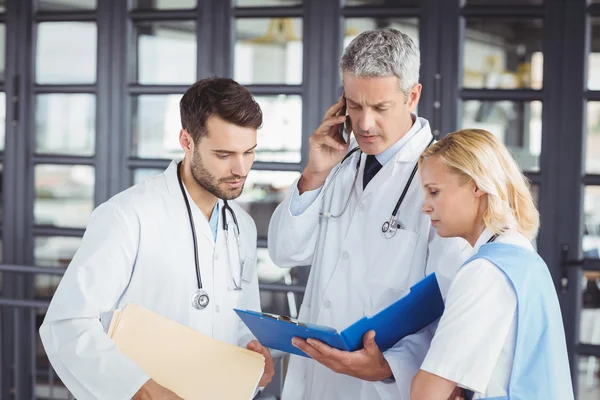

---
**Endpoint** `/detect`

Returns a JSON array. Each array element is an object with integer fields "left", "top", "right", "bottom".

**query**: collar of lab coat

[{"left": 359, "top": 117, "right": 434, "bottom": 199}]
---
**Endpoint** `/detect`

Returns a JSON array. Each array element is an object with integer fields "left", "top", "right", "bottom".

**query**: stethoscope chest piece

[{"left": 191, "top": 288, "right": 210, "bottom": 310}]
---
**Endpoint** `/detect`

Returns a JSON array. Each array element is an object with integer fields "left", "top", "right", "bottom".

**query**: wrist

[{"left": 298, "top": 170, "right": 329, "bottom": 194}]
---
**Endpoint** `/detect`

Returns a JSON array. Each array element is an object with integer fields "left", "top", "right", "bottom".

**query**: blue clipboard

[{"left": 234, "top": 272, "right": 444, "bottom": 358}]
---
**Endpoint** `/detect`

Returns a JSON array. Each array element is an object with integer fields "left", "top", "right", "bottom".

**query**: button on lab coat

[
  {"left": 268, "top": 119, "right": 472, "bottom": 400},
  {"left": 39, "top": 161, "right": 261, "bottom": 400}
]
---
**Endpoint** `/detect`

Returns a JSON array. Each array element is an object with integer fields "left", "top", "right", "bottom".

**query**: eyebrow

[
  {"left": 423, "top": 183, "right": 438, "bottom": 189},
  {"left": 213, "top": 144, "right": 258, "bottom": 154},
  {"left": 345, "top": 97, "right": 394, "bottom": 108}
]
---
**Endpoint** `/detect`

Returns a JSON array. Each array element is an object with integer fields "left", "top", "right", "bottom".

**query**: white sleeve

[
  {"left": 39, "top": 201, "right": 150, "bottom": 400},
  {"left": 289, "top": 184, "right": 323, "bottom": 216},
  {"left": 267, "top": 177, "right": 326, "bottom": 268},
  {"left": 420, "top": 260, "right": 517, "bottom": 394}
]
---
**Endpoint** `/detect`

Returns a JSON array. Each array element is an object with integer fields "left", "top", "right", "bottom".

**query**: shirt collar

[
  {"left": 375, "top": 114, "right": 421, "bottom": 166},
  {"left": 473, "top": 227, "right": 496, "bottom": 253}
]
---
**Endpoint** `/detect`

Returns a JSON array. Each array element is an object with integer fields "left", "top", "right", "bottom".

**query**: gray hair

[{"left": 340, "top": 27, "right": 420, "bottom": 97}]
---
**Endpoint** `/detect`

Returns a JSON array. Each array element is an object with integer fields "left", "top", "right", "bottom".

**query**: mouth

[
  {"left": 223, "top": 179, "right": 244, "bottom": 189},
  {"left": 358, "top": 134, "right": 378, "bottom": 143},
  {"left": 430, "top": 220, "right": 440, "bottom": 227}
]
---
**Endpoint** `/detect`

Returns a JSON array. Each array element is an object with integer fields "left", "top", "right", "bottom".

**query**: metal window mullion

[
  {"left": 233, "top": 6, "right": 303, "bottom": 18},
  {"left": 128, "top": 84, "right": 190, "bottom": 94},
  {"left": 35, "top": 12, "right": 97, "bottom": 22},
  {"left": 31, "top": 155, "right": 95, "bottom": 165},
  {"left": 32, "top": 226, "right": 85, "bottom": 238},
  {"left": 583, "top": 175, "right": 600, "bottom": 185},
  {"left": 246, "top": 85, "right": 303, "bottom": 95},
  {"left": 129, "top": 9, "right": 197, "bottom": 21},
  {"left": 34, "top": 84, "right": 96, "bottom": 94}
]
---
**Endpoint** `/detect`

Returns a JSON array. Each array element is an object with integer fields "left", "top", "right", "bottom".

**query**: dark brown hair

[{"left": 179, "top": 77, "right": 262, "bottom": 142}]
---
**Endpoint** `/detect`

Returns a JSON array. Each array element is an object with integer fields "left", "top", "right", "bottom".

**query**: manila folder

[{"left": 107, "top": 304, "right": 265, "bottom": 400}]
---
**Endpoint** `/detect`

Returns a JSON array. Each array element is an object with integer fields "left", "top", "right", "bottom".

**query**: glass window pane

[
  {"left": 584, "top": 186, "right": 600, "bottom": 259},
  {"left": 589, "top": 18, "right": 600, "bottom": 90},
  {"left": 255, "top": 95, "right": 302, "bottom": 163},
  {"left": 0, "top": 24, "right": 5, "bottom": 82},
  {"left": 238, "top": 170, "right": 300, "bottom": 238},
  {"left": 37, "top": 0, "right": 96, "bottom": 11},
  {"left": 131, "top": 94, "right": 183, "bottom": 159},
  {"left": 344, "top": 0, "right": 419, "bottom": 5},
  {"left": 36, "top": 94, "right": 95, "bottom": 156},
  {"left": 35, "top": 165, "right": 95, "bottom": 228},
  {"left": 34, "top": 236, "right": 81, "bottom": 298},
  {"left": 0, "top": 92, "right": 5, "bottom": 152},
  {"left": 460, "top": 100, "right": 542, "bottom": 171},
  {"left": 463, "top": 18, "right": 543, "bottom": 89},
  {"left": 129, "top": 0, "right": 196, "bottom": 10},
  {"left": 234, "top": 18, "right": 303, "bottom": 85},
  {"left": 577, "top": 356, "right": 600, "bottom": 399},
  {"left": 133, "top": 168, "right": 164, "bottom": 185},
  {"left": 587, "top": 102, "right": 600, "bottom": 174},
  {"left": 132, "top": 21, "right": 196, "bottom": 85},
  {"left": 36, "top": 22, "right": 97, "bottom": 84},
  {"left": 344, "top": 18, "right": 419, "bottom": 53}
]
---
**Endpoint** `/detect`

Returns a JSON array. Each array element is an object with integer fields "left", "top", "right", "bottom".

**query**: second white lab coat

[
  {"left": 268, "top": 118, "right": 471, "bottom": 400},
  {"left": 39, "top": 160, "right": 261, "bottom": 400}
]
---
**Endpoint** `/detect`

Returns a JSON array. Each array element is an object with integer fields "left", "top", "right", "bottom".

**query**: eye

[
  {"left": 217, "top": 154, "right": 229, "bottom": 160},
  {"left": 244, "top": 150, "right": 255, "bottom": 156},
  {"left": 429, "top": 190, "right": 439, "bottom": 197},
  {"left": 375, "top": 107, "right": 388, "bottom": 112}
]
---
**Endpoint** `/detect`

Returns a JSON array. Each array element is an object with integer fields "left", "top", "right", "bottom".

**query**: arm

[
  {"left": 39, "top": 202, "right": 151, "bottom": 400},
  {"left": 268, "top": 95, "right": 350, "bottom": 268},
  {"left": 267, "top": 180, "right": 327, "bottom": 268},
  {"left": 411, "top": 370, "right": 457, "bottom": 400}
]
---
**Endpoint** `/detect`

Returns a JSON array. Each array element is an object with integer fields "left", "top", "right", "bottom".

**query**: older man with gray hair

[{"left": 267, "top": 28, "right": 470, "bottom": 399}]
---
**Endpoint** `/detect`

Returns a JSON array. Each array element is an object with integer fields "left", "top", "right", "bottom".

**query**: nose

[
  {"left": 357, "top": 109, "right": 376, "bottom": 133},
  {"left": 422, "top": 199, "right": 433, "bottom": 215},
  {"left": 231, "top": 155, "right": 248, "bottom": 178}
]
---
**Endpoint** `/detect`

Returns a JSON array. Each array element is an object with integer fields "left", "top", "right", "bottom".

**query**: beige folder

[{"left": 107, "top": 304, "right": 265, "bottom": 400}]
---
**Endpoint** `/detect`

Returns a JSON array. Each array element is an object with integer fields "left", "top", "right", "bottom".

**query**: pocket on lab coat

[{"left": 241, "top": 256, "right": 256, "bottom": 284}]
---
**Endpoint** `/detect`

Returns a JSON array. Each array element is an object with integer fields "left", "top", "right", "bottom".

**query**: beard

[{"left": 190, "top": 151, "right": 246, "bottom": 200}]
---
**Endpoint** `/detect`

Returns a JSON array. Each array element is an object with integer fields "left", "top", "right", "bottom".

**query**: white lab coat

[
  {"left": 39, "top": 161, "right": 261, "bottom": 400},
  {"left": 268, "top": 118, "right": 472, "bottom": 400}
]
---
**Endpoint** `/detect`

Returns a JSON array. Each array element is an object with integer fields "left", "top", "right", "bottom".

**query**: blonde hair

[{"left": 418, "top": 129, "right": 539, "bottom": 239}]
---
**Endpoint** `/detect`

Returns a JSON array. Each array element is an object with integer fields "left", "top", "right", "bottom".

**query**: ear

[
  {"left": 407, "top": 84, "right": 422, "bottom": 111},
  {"left": 179, "top": 129, "right": 194, "bottom": 153},
  {"left": 473, "top": 183, "right": 486, "bottom": 198}
]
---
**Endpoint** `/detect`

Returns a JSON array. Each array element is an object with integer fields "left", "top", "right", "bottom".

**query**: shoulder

[{"left": 97, "top": 172, "right": 171, "bottom": 222}]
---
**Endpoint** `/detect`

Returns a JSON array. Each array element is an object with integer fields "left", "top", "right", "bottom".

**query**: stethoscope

[
  {"left": 176, "top": 161, "right": 244, "bottom": 310},
  {"left": 319, "top": 135, "right": 435, "bottom": 239}
]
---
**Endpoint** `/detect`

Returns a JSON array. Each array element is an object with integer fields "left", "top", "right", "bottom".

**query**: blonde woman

[{"left": 410, "top": 129, "right": 573, "bottom": 400}]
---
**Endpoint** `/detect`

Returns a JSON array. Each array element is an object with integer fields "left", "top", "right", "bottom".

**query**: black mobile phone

[{"left": 339, "top": 103, "right": 351, "bottom": 144}]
